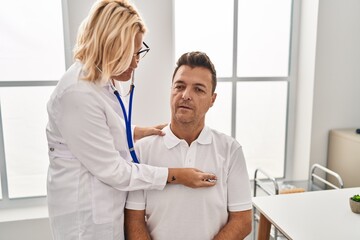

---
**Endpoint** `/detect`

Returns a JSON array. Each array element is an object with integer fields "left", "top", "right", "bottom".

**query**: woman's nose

[{"left": 130, "top": 56, "right": 139, "bottom": 68}]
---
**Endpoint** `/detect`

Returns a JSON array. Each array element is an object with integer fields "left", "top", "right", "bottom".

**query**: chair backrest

[
  {"left": 253, "top": 168, "right": 280, "bottom": 196},
  {"left": 308, "top": 163, "right": 344, "bottom": 190}
]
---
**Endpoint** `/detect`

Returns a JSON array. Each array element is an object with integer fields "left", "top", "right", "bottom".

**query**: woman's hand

[
  {"left": 134, "top": 124, "right": 167, "bottom": 141},
  {"left": 167, "top": 168, "right": 217, "bottom": 188}
]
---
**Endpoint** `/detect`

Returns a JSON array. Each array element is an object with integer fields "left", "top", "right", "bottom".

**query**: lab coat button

[{"left": 50, "top": 147, "right": 55, "bottom": 151}]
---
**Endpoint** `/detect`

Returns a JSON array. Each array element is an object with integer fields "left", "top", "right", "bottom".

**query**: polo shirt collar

[{"left": 163, "top": 125, "right": 213, "bottom": 149}]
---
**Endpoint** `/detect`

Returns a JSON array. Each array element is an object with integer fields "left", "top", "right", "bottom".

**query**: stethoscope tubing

[{"left": 112, "top": 83, "right": 140, "bottom": 164}]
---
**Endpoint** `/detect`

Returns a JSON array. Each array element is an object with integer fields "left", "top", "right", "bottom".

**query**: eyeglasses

[{"left": 134, "top": 42, "right": 150, "bottom": 59}]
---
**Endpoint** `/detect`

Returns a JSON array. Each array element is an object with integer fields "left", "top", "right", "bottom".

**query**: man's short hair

[{"left": 172, "top": 52, "right": 217, "bottom": 93}]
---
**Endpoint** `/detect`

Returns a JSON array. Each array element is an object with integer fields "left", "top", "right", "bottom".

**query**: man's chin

[{"left": 175, "top": 114, "right": 193, "bottom": 124}]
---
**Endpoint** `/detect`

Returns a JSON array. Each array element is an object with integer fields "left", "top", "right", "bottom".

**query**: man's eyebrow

[
  {"left": 173, "top": 81, "right": 208, "bottom": 89},
  {"left": 173, "top": 80, "right": 185, "bottom": 84},
  {"left": 194, "top": 83, "right": 207, "bottom": 88}
]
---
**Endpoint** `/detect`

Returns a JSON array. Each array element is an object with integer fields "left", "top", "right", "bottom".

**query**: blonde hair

[{"left": 74, "top": 0, "right": 146, "bottom": 82}]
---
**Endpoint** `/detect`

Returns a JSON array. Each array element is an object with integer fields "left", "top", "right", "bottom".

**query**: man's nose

[{"left": 182, "top": 88, "right": 192, "bottom": 101}]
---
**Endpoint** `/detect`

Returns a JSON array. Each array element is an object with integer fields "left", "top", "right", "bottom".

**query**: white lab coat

[{"left": 46, "top": 61, "right": 168, "bottom": 240}]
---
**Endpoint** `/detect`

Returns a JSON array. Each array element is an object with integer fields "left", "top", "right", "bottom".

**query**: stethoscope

[{"left": 109, "top": 73, "right": 140, "bottom": 164}]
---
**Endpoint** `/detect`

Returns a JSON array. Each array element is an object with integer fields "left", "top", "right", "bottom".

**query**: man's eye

[
  {"left": 195, "top": 87, "right": 205, "bottom": 92},
  {"left": 174, "top": 85, "right": 184, "bottom": 90}
]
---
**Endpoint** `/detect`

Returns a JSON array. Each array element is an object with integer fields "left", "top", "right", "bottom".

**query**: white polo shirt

[{"left": 126, "top": 125, "right": 252, "bottom": 240}]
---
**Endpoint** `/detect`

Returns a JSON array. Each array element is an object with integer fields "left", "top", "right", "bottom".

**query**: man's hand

[{"left": 134, "top": 124, "right": 167, "bottom": 141}]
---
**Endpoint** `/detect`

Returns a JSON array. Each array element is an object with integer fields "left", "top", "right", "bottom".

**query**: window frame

[
  {"left": 174, "top": 0, "right": 300, "bottom": 180},
  {"left": 0, "top": 0, "right": 70, "bottom": 208},
  {"left": 228, "top": 0, "right": 300, "bottom": 180}
]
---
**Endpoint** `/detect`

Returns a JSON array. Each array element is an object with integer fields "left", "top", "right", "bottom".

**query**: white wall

[
  {"left": 131, "top": 0, "right": 173, "bottom": 126},
  {"left": 309, "top": 0, "right": 360, "bottom": 168},
  {"left": 290, "top": 0, "right": 319, "bottom": 180},
  {"left": 293, "top": 0, "right": 360, "bottom": 179},
  {"left": 62, "top": 0, "right": 94, "bottom": 67}
]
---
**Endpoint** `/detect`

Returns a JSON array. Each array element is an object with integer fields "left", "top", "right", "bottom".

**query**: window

[
  {"left": 206, "top": 82, "right": 232, "bottom": 136},
  {"left": 237, "top": 0, "right": 291, "bottom": 77},
  {"left": 174, "top": 0, "right": 296, "bottom": 178},
  {"left": 174, "top": 0, "right": 233, "bottom": 77},
  {"left": 0, "top": 87, "right": 55, "bottom": 198},
  {"left": 0, "top": 0, "right": 65, "bottom": 205}
]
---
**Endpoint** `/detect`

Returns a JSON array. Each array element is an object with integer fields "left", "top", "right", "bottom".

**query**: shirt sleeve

[
  {"left": 227, "top": 145, "right": 253, "bottom": 212},
  {"left": 126, "top": 141, "right": 151, "bottom": 210},
  {"left": 126, "top": 190, "right": 146, "bottom": 210},
  {"left": 56, "top": 90, "right": 168, "bottom": 191}
]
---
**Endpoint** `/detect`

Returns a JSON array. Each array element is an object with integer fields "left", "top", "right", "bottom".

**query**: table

[{"left": 253, "top": 187, "right": 360, "bottom": 240}]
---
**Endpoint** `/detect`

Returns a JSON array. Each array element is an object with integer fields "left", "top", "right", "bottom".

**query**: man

[{"left": 125, "top": 52, "right": 252, "bottom": 240}]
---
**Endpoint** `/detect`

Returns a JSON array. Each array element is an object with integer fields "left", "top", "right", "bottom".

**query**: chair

[
  {"left": 308, "top": 163, "right": 344, "bottom": 190},
  {"left": 252, "top": 163, "right": 344, "bottom": 240}
]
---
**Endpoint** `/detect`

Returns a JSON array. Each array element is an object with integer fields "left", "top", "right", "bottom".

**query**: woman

[{"left": 46, "top": 1, "right": 216, "bottom": 239}]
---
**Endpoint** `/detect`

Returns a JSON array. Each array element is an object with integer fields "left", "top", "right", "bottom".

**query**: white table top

[{"left": 253, "top": 187, "right": 360, "bottom": 240}]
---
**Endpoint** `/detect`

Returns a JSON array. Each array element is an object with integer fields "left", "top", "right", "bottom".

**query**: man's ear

[{"left": 210, "top": 93, "right": 217, "bottom": 107}]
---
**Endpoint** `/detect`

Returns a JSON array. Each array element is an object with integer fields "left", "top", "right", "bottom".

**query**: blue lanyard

[{"left": 112, "top": 83, "right": 140, "bottom": 164}]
